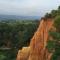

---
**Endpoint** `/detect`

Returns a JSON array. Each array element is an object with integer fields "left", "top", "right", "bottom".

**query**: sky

[{"left": 0, "top": 0, "right": 60, "bottom": 16}]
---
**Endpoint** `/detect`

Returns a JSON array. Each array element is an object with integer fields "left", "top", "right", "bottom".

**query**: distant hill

[{"left": 0, "top": 15, "right": 40, "bottom": 20}]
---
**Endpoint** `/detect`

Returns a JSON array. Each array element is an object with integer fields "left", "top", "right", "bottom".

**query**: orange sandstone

[
  {"left": 16, "top": 47, "right": 30, "bottom": 60},
  {"left": 16, "top": 18, "right": 53, "bottom": 60}
]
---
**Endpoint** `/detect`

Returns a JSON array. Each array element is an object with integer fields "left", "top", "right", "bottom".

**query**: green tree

[{"left": 54, "top": 16, "right": 60, "bottom": 32}]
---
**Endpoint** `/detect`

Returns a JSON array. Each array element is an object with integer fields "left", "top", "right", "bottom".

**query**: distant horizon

[
  {"left": 0, "top": 14, "right": 41, "bottom": 20},
  {"left": 0, "top": 14, "right": 41, "bottom": 16},
  {"left": 0, "top": 0, "right": 60, "bottom": 17}
]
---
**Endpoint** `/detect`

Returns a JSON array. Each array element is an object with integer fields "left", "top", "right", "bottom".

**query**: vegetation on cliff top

[{"left": 46, "top": 6, "right": 60, "bottom": 60}]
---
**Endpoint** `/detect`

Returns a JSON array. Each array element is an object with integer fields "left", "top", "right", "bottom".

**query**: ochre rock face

[
  {"left": 28, "top": 19, "right": 53, "bottom": 60},
  {"left": 16, "top": 18, "right": 53, "bottom": 60},
  {"left": 16, "top": 47, "right": 30, "bottom": 60}
]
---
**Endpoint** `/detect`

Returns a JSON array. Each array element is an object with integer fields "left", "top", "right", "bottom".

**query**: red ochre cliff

[{"left": 16, "top": 18, "right": 53, "bottom": 60}]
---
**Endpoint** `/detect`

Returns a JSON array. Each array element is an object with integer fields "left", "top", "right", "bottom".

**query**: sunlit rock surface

[{"left": 16, "top": 47, "right": 30, "bottom": 60}]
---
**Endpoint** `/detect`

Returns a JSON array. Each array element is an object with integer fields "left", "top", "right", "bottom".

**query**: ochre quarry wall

[{"left": 16, "top": 18, "right": 53, "bottom": 60}]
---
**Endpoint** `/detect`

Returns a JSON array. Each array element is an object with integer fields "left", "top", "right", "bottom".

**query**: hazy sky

[{"left": 0, "top": 0, "right": 60, "bottom": 16}]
